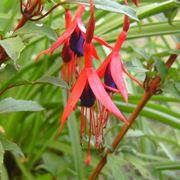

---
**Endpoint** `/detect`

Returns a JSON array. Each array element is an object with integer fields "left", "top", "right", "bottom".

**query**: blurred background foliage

[{"left": 0, "top": 0, "right": 180, "bottom": 179}]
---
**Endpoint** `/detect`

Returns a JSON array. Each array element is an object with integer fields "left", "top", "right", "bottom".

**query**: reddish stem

[
  {"left": 88, "top": 45, "right": 179, "bottom": 180},
  {"left": 15, "top": 15, "right": 27, "bottom": 31},
  {"left": 15, "top": 0, "right": 40, "bottom": 31}
]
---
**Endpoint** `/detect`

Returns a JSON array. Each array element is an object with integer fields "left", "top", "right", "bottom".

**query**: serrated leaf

[
  {"left": 0, "top": 36, "right": 25, "bottom": 67},
  {"left": 0, "top": 98, "right": 44, "bottom": 113},
  {"left": 128, "top": 155, "right": 154, "bottom": 180},
  {"left": 14, "top": 22, "right": 58, "bottom": 41},
  {"left": 68, "top": 0, "right": 138, "bottom": 21},
  {"left": 0, "top": 135, "right": 24, "bottom": 158},
  {"left": 107, "top": 154, "right": 128, "bottom": 180}
]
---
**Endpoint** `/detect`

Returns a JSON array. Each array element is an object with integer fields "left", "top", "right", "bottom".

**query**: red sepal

[
  {"left": 110, "top": 52, "right": 128, "bottom": 103},
  {"left": 87, "top": 68, "right": 128, "bottom": 124},
  {"left": 57, "top": 69, "right": 87, "bottom": 135}
]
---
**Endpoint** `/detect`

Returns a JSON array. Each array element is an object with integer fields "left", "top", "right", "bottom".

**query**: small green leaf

[
  {"left": 107, "top": 154, "right": 128, "bottom": 180},
  {"left": 0, "top": 36, "right": 25, "bottom": 67},
  {"left": 155, "top": 59, "right": 168, "bottom": 81},
  {"left": 14, "top": 22, "right": 58, "bottom": 41},
  {"left": 0, "top": 135, "right": 24, "bottom": 158},
  {"left": 0, "top": 98, "right": 44, "bottom": 114},
  {"left": 128, "top": 155, "right": 154, "bottom": 180},
  {"left": 68, "top": 0, "right": 138, "bottom": 21},
  {"left": 164, "top": 8, "right": 178, "bottom": 25}
]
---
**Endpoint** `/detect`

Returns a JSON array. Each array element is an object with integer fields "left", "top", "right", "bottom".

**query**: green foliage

[
  {"left": 0, "top": 0, "right": 179, "bottom": 180},
  {"left": 14, "top": 22, "right": 58, "bottom": 41},
  {"left": 0, "top": 98, "right": 44, "bottom": 113},
  {"left": 0, "top": 36, "right": 25, "bottom": 68}
]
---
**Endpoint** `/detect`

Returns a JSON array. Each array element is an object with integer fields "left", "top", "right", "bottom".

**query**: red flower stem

[
  {"left": 15, "top": 15, "right": 28, "bottom": 31},
  {"left": 30, "top": 2, "right": 66, "bottom": 21},
  {"left": 88, "top": 44, "right": 180, "bottom": 180},
  {"left": 15, "top": 0, "right": 40, "bottom": 31}
]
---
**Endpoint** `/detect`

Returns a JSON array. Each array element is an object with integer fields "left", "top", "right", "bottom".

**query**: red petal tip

[
  {"left": 35, "top": 48, "right": 51, "bottom": 62},
  {"left": 110, "top": 53, "right": 128, "bottom": 103},
  {"left": 86, "top": 155, "right": 90, "bottom": 166},
  {"left": 133, "top": 0, "right": 139, "bottom": 6}
]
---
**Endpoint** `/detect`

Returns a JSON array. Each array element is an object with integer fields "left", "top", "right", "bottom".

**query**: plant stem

[{"left": 89, "top": 44, "right": 180, "bottom": 180}]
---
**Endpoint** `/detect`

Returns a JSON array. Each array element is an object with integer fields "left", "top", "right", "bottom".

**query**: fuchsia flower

[
  {"left": 60, "top": 9, "right": 79, "bottom": 83},
  {"left": 98, "top": 31, "right": 143, "bottom": 103},
  {"left": 98, "top": 0, "right": 142, "bottom": 103},
  {"left": 57, "top": 0, "right": 128, "bottom": 165},
  {"left": 35, "top": 5, "right": 111, "bottom": 84}
]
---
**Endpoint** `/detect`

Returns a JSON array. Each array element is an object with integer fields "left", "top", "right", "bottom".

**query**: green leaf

[
  {"left": 0, "top": 135, "right": 24, "bottom": 158},
  {"left": 36, "top": 76, "right": 68, "bottom": 89},
  {"left": 164, "top": 7, "right": 178, "bottom": 25},
  {"left": 0, "top": 98, "right": 44, "bottom": 113},
  {"left": 68, "top": 0, "right": 138, "bottom": 21},
  {"left": 128, "top": 155, "right": 154, "bottom": 180},
  {"left": 101, "top": 20, "right": 180, "bottom": 41},
  {"left": 67, "top": 114, "right": 84, "bottom": 179},
  {"left": 0, "top": 64, "right": 17, "bottom": 83},
  {"left": 163, "top": 82, "right": 180, "bottom": 99},
  {"left": 154, "top": 160, "right": 180, "bottom": 170},
  {"left": 0, "top": 36, "right": 25, "bottom": 67},
  {"left": 0, "top": 142, "right": 4, "bottom": 168},
  {"left": 155, "top": 59, "right": 168, "bottom": 81},
  {"left": 0, "top": 76, "right": 68, "bottom": 96},
  {"left": 115, "top": 101, "right": 180, "bottom": 130},
  {"left": 0, "top": 165, "right": 8, "bottom": 180},
  {"left": 107, "top": 154, "right": 128, "bottom": 180},
  {"left": 61, "top": 90, "right": 84, "bottom": 180},
  {"left": 126, "top": 129, "right": 144, "bottom": 138},
  {"left": 14, "top": 22, "right": 58, "bottom": 41},
  {"left": 41, "top": 152, "right": 69, "bottom": 176}
]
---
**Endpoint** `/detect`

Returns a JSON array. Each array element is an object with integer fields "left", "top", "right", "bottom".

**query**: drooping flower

[
  {"left": 60, "top": 8, "right": 82, "bottom": 83},
  {"left": 57, "top": 0, "right": 128, "bottom": 165},
  {"left": 35, "top": 5, "right": 85, "bottom": 57},
  {"left": 98, "top": 0, "right": 142, "bottom": 103},
  {"left": 35, "top": 4, "right": 112, "bottom": 84}
]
